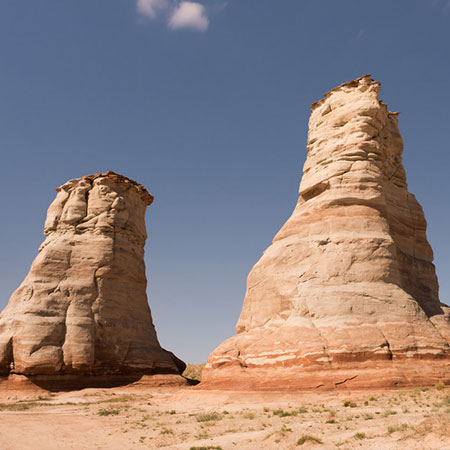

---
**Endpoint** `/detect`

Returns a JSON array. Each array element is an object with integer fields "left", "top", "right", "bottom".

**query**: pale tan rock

[
  {"left": 0, "top": 171, "right": 185, "bottom": 378},
  {"left": 202, "top": 76, "right": 450, "bottom": 389}
]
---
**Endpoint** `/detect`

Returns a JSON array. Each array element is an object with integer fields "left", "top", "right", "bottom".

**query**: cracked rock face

[
  {"left": 202, "top": 76, "right": 450, "bottom": 389},
  {"left": 0, "top": 171, "right": 185, "bottom": 377}
]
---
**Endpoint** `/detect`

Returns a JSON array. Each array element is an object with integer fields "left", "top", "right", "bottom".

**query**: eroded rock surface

[
  {"left": 0, "top": 171, "right": 185, "bottom": 378},
  {"left": 202, "top": 76, "right": 450, "bottom": 389}
]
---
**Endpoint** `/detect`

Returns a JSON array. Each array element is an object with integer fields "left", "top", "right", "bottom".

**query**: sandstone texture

[
  {"left": 202, "top": 75, "right": 450, "bottom": 389},
  {"left": 0, "top": 171, "right": 185, "bottom": 378}
]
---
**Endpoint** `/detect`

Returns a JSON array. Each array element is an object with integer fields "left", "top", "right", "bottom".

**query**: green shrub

[
  {"left": 297, "top": 435, "right": 322, "bottom": 445},
  {"left": 97, "top": 408, "right": 119, "bottom": 416},
  {"left": 343, "top": 400, "right": 357, "bottom": 408},
  {"left": 273, "top": 409, "right": 298, "bottom": 417}
]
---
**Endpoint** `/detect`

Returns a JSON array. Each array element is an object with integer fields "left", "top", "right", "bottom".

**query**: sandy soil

[{"left": 0, "top": 382, "right": 449, "bottom": 450}]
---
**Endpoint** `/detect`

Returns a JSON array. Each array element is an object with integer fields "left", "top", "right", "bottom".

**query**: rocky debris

[
  {"left": 0, "top": 171, "right": 185, "bottom": 379},
  {"left": 202, "top": 76, "right": 450, "bottom": 389}
]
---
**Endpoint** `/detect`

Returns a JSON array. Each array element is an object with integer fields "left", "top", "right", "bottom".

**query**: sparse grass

[
  {"left": 195, "top": 412, "right": 222, "bottom": 422},
  {"left": 264, "top": 425, "right": 293, "bottom": 441},
  {"left": 97, "top": 408, "right": 120, "bottom": 416},
  {"left": 435, "top": 381, "right": 445, "bottom": 391},
  {"left": 0, "top": 402, "right": 33, "bottom": 411},
  {"left": 436, "top": 397, "right": 450, "bottom": 407},
  {"left": 343, "top": 400, "right": 357, "bottom": 408},
  {"left": 297, "top": 435, "right": 322, "bottom": 445},
  {"left": 0, "top": 399, "right": 80, "bottom": 411},
  {"left": 414, "top": 386, "right": 429, "bottom": 394},
  {"left": 194, "top": 431, "right": 209, "bottom": 440},
  {"left": 0, "top": 394, "right": 133, "bottom": 413},
  {"left": 4, "top": 381, "right": 450, "bottom": 449},
  {"left": 189, "top": 447, "right": 222, "bottom": 450},
  {"left": 102, "top": 395, "right": 134, "bottom": 404},
  {"left": 387, "top": 423, "right": 408, "bottom": 434},
  {"left": 273, "top": 408, "right": 298, "bottom": 417},
  {"left": 413, "top": 415, "right": 450, "bottom": 438}
]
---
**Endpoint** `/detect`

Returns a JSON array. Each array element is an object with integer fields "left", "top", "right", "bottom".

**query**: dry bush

[
  {"left": 195, "top": 411, "right": 222, "bottom": 423},
  {"left": 183, "top": 364, "right": 205, "bottom": 381}
]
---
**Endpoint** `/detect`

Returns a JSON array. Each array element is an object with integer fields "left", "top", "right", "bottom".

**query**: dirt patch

[{"left": 0, "top": 383, "right": 449, "bottom": 449}]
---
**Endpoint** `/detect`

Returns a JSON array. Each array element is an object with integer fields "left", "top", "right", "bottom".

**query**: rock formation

[
  {"left": 202, "top": 75, "right": 450, "bottom": 389},
  {"left": 0, "top": 171, "right": 185, "bottom": 381}
]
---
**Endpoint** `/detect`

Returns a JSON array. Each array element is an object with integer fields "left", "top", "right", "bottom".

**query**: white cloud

[
  {"left": 136, "top": 0, "right": 211, "bottom": 31},
  {"left": 168, "top": 2, "right": 209, "bottom": 32},
  {"left": 137, "top": 0, "right": 169, "bottom": 19}
]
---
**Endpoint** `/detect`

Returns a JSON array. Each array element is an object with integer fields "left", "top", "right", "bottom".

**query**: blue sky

[{"left": 0, "top": 0, "right": 449, "bottom": 364}]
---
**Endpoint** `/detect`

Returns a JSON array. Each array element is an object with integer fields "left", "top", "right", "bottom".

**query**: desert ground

[{"left": 0, "top": 368, "right": 449, "bottom": 450}]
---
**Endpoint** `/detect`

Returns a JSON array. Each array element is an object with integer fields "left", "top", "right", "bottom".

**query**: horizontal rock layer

[{"left": 202, "top": 76, "right": 450, "bottom": 389}]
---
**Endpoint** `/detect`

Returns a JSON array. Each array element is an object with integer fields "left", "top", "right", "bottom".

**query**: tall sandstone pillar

[
  {"left": 203, "top": 76, "right": 450, "bottom": 389},
  {"left": 0, "top": 171, "right": 185, "bottom": 380}
]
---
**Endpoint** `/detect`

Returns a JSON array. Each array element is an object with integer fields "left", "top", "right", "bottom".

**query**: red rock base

[{"left": 200, "top": 360, "right": 450, "bottom": 391}]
